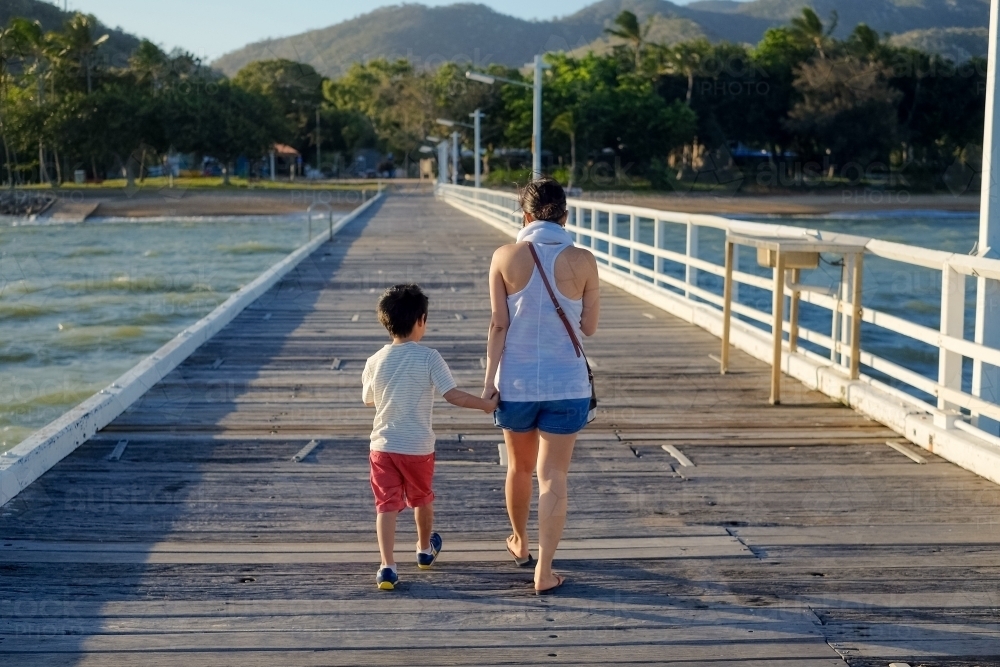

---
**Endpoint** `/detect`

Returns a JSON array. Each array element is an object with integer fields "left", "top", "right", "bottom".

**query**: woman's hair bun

[{"left": 518, "top": 176, "right": 567, "bottom": 222}]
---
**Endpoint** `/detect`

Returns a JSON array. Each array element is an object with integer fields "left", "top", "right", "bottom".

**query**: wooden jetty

[{"left": 2, "top": 194, "right": 999, "bottom": 665}]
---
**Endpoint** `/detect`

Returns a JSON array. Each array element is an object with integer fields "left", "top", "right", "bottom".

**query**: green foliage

[
  {"left": 0, "top": 12, "right": 288, "bottom": 186},
  {"left": 0, "top": 3, "right": 990, "bottom": 192},
  {"left": 234, "top": 59, "right": 323, "bottom": 155}
]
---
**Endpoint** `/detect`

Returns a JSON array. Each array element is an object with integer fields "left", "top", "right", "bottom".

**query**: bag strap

[{"left": 527, "top": 242, "right": 583, "bottom": 358}]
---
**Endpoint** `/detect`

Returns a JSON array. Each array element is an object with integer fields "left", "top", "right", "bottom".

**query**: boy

[{"left": 362, "top": 284, "right": 497, "bottom": 590}]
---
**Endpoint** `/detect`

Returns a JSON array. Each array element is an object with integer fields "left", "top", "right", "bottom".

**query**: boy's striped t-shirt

[{"left": 362, "top": 342, "right": 457, "bottom": 455}]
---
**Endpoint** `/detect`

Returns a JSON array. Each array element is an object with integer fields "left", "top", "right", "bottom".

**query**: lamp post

[
  {"left": 467, "top": 55, "right": 548, "bottom": 177},
  {"left": 450, "top": 131, "right": 460, "bottom": 184},
  {"left": 471, "top": 109, "right": 484, "bottom": 188},
  {"left": 437, "top": 113, "right": 485, "bottom": 188},
  {"left": 315, "top": 108, "right": 321, "bottom": 176},
  {"left": 975, "top": 0, "right": 1000, "bottom": 434}
]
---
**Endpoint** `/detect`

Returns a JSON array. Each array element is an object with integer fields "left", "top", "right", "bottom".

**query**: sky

[{"left": 59, "top": 0, "right": 711, "bottom": 62}]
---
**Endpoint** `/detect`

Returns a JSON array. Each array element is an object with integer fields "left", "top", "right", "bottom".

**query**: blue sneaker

[
  {"left": 417, "top": 533, "right": 442, "bottom": 569},
  {"left": 376, "top": 566, "right": 398, "bottom": 590}
]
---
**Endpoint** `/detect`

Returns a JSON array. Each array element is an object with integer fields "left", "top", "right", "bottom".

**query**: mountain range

[
  {"left": 4, "top": 0, "right": 990, "bottom": 80},
  {"left": 211, "top": 0, "right": 991, "bottom": 77},
  {"left": 2, "top": 0, "right": 141, "bottom": 68}
]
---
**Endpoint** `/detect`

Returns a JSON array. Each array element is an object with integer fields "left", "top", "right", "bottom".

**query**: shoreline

[
  {"left": 1, "top": 185, "right": 982, "bottom": 218},
  {"left": 571, "top": 191, "right": 980, "bottom": 216}
]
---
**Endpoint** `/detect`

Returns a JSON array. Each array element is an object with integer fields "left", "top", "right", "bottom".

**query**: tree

[
  {"left": 166, "top": 79, "right": 284, "bottom": 184},
  {"left": 551, "top": 110, "right": 576, "bottom": 188},
  {"left": 656, "top": 39, "right": 711, "bottom": 106},
  {"left": 789, "top": 8, "right": 837, "bottom": 60},
  {"left": 233, "top": 59, "right": 324, "bottom": 160},
  {"left": 0, "top": 17, "right": 43, "bottom": 186},
  {"left": 604, "top": 10, "right": 653, "bottom": 70},
  {"left": 786, "top": 56, "right": 902, "bottom": 166},
  {"left": 54, "top": 14, "right": 108, "bottom": 94},
  {"left": 750, "top": 27, "right": 815, "bottom": 160}
]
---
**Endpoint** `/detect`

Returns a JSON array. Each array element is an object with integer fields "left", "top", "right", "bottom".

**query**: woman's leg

[
  {"left": 535, "top": 431, "right": 577, "bottom": 590},
  {"left": 504, "top": 429, "right": 539, "bottom": 559}
]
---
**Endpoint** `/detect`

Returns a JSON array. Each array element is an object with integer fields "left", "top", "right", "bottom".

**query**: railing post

[
  {"left": 836, "top": 256, "right": 855, "bottom": 369},
  {"left": 849, "top": 253, "right": 864, "bottom": 380},
  {"left": 630, "top": 213, "right": 638, "bottom": 276},
  {"left": 653, "top": 219, "right": 663, "bottom": 281},
  {"left": 685, "top": 222, "right": 698, "bottom": 298},
  {"left": 939, "top": 264, "right": 966, "bottom": 412},
  {"left": 731, "top": 245, "right": 740, "bottom": 303},
  {"left": 789, "top": 268, "right": 801, "bottom": 352}
]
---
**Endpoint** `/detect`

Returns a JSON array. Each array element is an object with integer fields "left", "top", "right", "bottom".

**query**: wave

[
  {"left": 0, "top": 302, "right": 56, "bottom": 319},
  {"left": 65, "top": 276, "right": 175, "bottom": 293},
  {"left": 0, "top": 387, "right": 98, "bottom": 410},
  {"left": 216, "top": 241, "right": 291, "bottom": 255},
  {"left": 55, "top": 324, "right": 146, "bottom": 349},
  {"left": 0, "top": 349, "right": 36, "bottom": 363},
  {"left": 4, "top": 280, "right": 44, "bottom": 295},
  {"left": 67, "top": 246, "right": 114, "bottom": 258}
]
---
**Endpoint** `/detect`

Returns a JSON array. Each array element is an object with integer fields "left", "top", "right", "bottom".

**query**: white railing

[{"left": 437, "top": 183, "right": 1000, "bottom": 482}]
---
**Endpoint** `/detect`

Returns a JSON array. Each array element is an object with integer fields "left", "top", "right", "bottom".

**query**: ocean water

[{"left": 0, "top": 217, "right": 319, "bottom": 453}]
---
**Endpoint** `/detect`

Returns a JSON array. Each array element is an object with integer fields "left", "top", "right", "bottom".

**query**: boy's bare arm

[
  {"left": 443, "top": 388, "right": 498, "bottom": 413},
  {"left": 365, "top": 402, "right": 375, "bottom": 407}
]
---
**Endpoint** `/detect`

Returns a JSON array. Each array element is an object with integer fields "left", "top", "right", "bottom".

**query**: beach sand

[
  {"left": 573, "top": 191, "right": 980, "bottom": 216},
  {"left": 26, "top": 183, "right": 981, "bottom": 220}
]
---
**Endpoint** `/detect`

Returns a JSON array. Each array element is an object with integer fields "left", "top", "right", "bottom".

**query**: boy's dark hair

[
  {"left": 377, "top": 284, "right": 429, "bottom": 338},
  {"left": 518, "top": 176, "right": 568, "bottom": 223}
]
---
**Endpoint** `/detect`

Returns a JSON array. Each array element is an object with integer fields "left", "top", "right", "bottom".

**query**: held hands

[{"left": 481, "top": 386, "right": 500, "bottom": 413}]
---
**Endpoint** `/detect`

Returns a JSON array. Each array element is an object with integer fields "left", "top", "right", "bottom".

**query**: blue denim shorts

[{"left": 494, "top": 398, "right": 591, "bottom": 435}]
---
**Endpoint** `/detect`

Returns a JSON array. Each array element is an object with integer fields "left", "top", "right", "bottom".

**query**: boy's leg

[
  {"left": 414, "top": 503, "right": 433, "bottom": 551},
  {"left": 370, "top": 451, "right": 406, "bottom": 569},
  {"left": 397, "top": 452, "right": 437, "bottom": 558},
  {"left": 376, "top": 511, "right": 398, "bottom": 568}
]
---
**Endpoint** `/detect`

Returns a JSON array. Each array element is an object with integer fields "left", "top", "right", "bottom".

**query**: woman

[{"left": 482, "top": 176, "right": 600, "bottom": 594}]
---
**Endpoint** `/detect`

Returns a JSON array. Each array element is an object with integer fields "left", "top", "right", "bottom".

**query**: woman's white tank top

[{"left": 496, "top": 241, "right": 591, "bottom": 402}]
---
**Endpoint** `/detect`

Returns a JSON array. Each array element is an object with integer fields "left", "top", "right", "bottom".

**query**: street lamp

[
  {"left": 437, "top": 119, "right": 466, "bottom": 185},
  {"left": 466, "top": 55, "right": 548, "bottom": 177},
  {"left": 436, "top": 112, "right": 486, "bottom": 188}
]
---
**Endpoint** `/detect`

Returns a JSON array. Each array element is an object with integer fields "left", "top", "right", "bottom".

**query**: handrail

[
  {"left": 436, "top": 183, "right": 1000, "bottom": 454},
  {"left": 306, "top": 202, "right": 332, "bottom": 241}
]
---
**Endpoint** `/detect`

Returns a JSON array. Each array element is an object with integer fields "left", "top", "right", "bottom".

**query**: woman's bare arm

[
  {"left": 483, "top": 247, "right": 511, "bottom": 398},
  {"left": 580, "top": 251, "right": 600, "bottom": 336}
]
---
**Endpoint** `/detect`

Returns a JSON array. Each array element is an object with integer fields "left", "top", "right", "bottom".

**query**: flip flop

[
  {"left": 506, "top": 535, "right": 535, "bottom": 568},
  {"left": 534, "top": 574, "right": 566, "bottom": 596}
]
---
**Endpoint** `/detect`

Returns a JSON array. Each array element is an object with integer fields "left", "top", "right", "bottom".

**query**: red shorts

[{"left": 369, "top": 451, "right": 435, "bottom": 514}]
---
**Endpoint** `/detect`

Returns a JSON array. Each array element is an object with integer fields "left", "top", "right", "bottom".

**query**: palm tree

[
  {"left": 57, "top": 15, "right": 109, "bottom": 94},
  {"left": 658, "top": 39, "right": 711, "bottom": 106},
  {"left": 0, "top": 18, "right": 43, "bottom": 187},
  {"left": 605, "top": 10, "right": 653, "bottom": 70},
  {"left": 790, "top": 7, "right": 838, "bottom": 60},
  {"left": 551, "top": 110, "right": 576, "bottom": 189}
]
